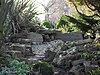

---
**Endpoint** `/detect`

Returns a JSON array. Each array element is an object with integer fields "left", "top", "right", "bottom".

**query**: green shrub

[
  {"left": 42, "top": 21, "right": 53, "bottom": 29},
  {"left": 0, "top": 60, "right": 30, "bottom": 75},
  {"left": 0, "top": 51, "right": 12, "bottom": 67},
  {"left": 89, "top": 68, "right": 100, "bottom": 75},
  {"left": 32, "top": 61, "right": 54, "bottom": 75},
  {"left": 80, "top": 52, "right": 90, "bottom": 59},
  {"left": 0, "top": 66, "right": 15, "bottom": 75},
  {"left": 65, "top": 41, "right": 76, "bottom": 49},
  {"left": 56, "top": 15, "right": 80, "bottom": 32}
]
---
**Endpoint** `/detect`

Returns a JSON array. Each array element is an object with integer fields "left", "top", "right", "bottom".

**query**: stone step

[
  {"left": 17, "top": 54, "right": 45, "bottom": 64},
  {"left": 4, "top": 50, "right": 22, "bottom": 58}
]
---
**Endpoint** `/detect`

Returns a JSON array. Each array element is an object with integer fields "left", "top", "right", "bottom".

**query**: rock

[
  {"left": 53, "top": 67, "right": 66, "bottom": 75},
  {"left": 27, "top": 57, "right": 40, "bottom": 64},
  {"left": 4, "top": 50, "right": 22, "bottom": 58},
  {"left": 77, "top": 43, "right": 100, "bottom": 52},
  {"left": 26, "top": 54, "right": 45, "bottom": 64},
  {"left": 91, "top": 61, "right": 99, "bottom": 65},
  {"left": 32, "top": 44, "right": 48, "bottom": 55},
  {"left": 38, "top": 29, "right": 57, "bottom": 34},
  {"left": 83, "top": 61, "right": 99, "bottom": 74},
  {"left": 28, "top": 32, "right": 43, "bottom": 42},
  {"left": 9, "top": 33, "right": 27, "bottom": 38},
  {"left": 49, "top": 40, "right": 66, "bottom": 52},
  {"left": 83, "top": 61, "right": 91, "bottom": 73},
  {"left": 53, "top": 55, "right": 67, "bottom": 67},
  {"left": 72, "top": 59, "right": 85, "bottom": 66},
  {"left": 94, "top": 30, "right": 100, "bottom": 42},
  {"left": 10, "top": 43, "right": 32, "bottom": 57},
  {"left": 38, "top": 29, "right": 62, "bottom": 42},
  {"left": 75, "top": 39, "right": 93, "bottom": 45},
  {"left": 18, "top": 39, "right": 32, "bottom": 44},
  {"left": 27, "top": 70, "right": 35, "bottom": 75},
  {"left": 45, "top": 50, "right": 56, "bottom": 62},
  {"left": 53, "top": 53, "right": 81, "bottom": 68},
  {"left": 31, "top": 40, "right": 66, "bottom": 55},
  {"left": 66, "top": 47, "right": 78, "bottom": 54},
  {"left": 55, "top": 32, "right": 83, "bottom": 42},
  {"left": 11, "top": 43, "right": 26, "bottom": 51},
  {"left": 46, "top": 0, "right": 70, "bottom": 24},
  {"left": 68, "top": 65, "right": 85, "bottom": 75}
]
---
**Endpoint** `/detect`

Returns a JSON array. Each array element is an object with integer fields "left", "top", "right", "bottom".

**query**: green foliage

[
  {"left": 32, "top": 61, "right": 54, "bottom": 75},
  {"left": 72, "top": 13, "right": 89, "bottom": 25},
  {"left": 21, "top": 0, "right": 38, "bottom": 25},
  {"left": 2, "top": 17, "right": 10, "bottom": 36},
  {"left": 11, "top": 60, "right": 30, "bottom": 75},
  {"left": 80, "top": 52, "right": 90, "bottom": 59},
  {"left": 95, "top": 43, "right": 100, "bottom": 47},
  {"left": 42, "top": 21, "right": 53, "bottom": 29},
  {"left": 0, "top": 52, "right": 12, "bottom": 67},
  {"left": 67, "top": 0, "right": 100, "bottom": 16},
  {"left": 56, "top": 15, "right": 68, "bottom": 29},
  {"left": 56, "top": 15, "right": 81, "bottom": 32},
  {"left": 66, "top": 41, "right": 76, "bottom": 49},
  {"left": 0, "top": 0, "right": 13, "bottom": 48},
  {"left": 66, "top": 0, "right": 100, "bottom": 38},
  {"left": 0, "top": 0, "right": 13, "bottom": 30},
  {"left": 80, "top": 49, "right": 100, "bottom": 60},
  {"left": 0, "top": 66, "right": 15, "bottom": 75},
  {"left": 0, "top": 60, "right": 30, "bottom": 75},
  {"left": 89, "top": 68, "right": 100, "bottom": 75},
  {"left": 8, "top": 0, "right": 38, "bottom": 34},
  {"left": 56, "top": 14, "right": 98, "bottom": 39}
]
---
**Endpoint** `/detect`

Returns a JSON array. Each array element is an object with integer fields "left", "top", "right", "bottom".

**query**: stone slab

[
  {"left": 55, "top": 32, "right": 83, "bottom": 42},
  {"left": 28, "top": 32, "right": 43, "bottom": 42},
  {"left": 75, "top": 39, "right": 93, "bottom": 45}
]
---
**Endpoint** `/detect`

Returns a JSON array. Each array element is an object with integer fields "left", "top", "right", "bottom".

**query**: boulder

[
  {"left": 27, "top": 32, "right": 43, "bottom": 42},
  {"left": 75, "top": 39, "right": 93, "bottom": 45},
  {"left": 55, "top": 32, "right": 83, "bottom": 42},
  {"left": 83, "top": 61, "right": 91, "bottom": 73},
  {"left": 72, "top": 59, "right": 85, "bottom": 66},
  {"left": 49, "top": 40, "right": 66, "bottom": 52},
  {"left": 66, "top": 47, "right": 78, "bottom": 54},
  {"left": 53, "top": 67, "right": 66, "bottom": 75},
  {"left": 68, "top": 65, "right": 85, "bottom": 75},
  {"left": 10, "top": 43, "right": 32, "bottom": 57},
  {"left": 53, "top": 53, "right": 81, "bottom": 68},
  {"left": 45, "top": 50, "right": 56, "bottom": 62},
  {"left": 83, "top": 61, "right": 99, "bottom": 74}
]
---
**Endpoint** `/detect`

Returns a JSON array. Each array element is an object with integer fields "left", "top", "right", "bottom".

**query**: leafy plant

[
  {"left": 42, "top": 21, "right": 53, "bottom": 29},
  {"left": 56, "top": 15, "right": 81, "bottom": 33},
  {"left": 66, "top": 41, "right": 76, "bottom": 49},
  {"left": 11, "top": 60, "right": 30, "bottom": 75},
  {"left": 80, "top": 52, "right": 90, "bottom": 59},
  {"left": 0, "top": 52, "right": 12, "bottom": 67},
  {"left": 89, "top": 68, "right": 100, "bottom": 75},
  {"left": 32, "top": 61, "right": 54, "bottom": 75},
  {"left": 8, "top": 0, "right": 38, "bottom": 34},
  {"left": 94, "top": 42, "right": 100, "bottom": 47},
  {"left": 0, "top": 0, "right": 13, "bottom": 48},
  {"left": 0, "top": 60, "right": 30, "bottom": 75},
  {"left": 0, "top": 66, "right": 15, "bottom": 75}
]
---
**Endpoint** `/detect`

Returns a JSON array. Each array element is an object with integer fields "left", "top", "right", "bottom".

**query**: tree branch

[{"left": 84, "top": 0, "right": 95, "bottom": 11}]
